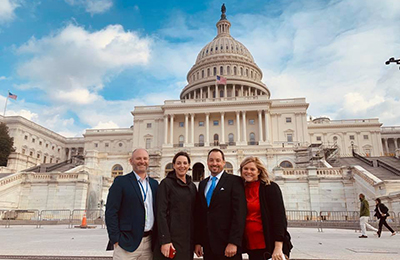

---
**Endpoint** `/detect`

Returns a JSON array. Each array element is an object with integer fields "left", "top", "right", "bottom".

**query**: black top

[
  {"left": 374, "top": 203, "right": 390, "bottom": 219},
  {"left": 154, "top": 171, "right": 197, "bottom": 260}
]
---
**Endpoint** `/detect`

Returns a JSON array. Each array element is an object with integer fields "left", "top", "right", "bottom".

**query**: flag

[
  {"left": 216, "top": 75, "right": 227, "bottom": 85},
  {"left": 8, "top": 91, "right": 17, "bottom": 100}
]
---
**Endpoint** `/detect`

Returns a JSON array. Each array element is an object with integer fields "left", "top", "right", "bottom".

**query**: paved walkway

[{"left": 0, "top": 226, "right": 399, "bottom": 260}]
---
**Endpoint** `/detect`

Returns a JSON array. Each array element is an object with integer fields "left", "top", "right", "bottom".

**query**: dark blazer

[
  {"left": 154, "top": 171, "right": 197, "bottom": 260},
  {"left": 105, "top": 171, "right": 158, "bottom": 252},
  {"left": 246, "top": 181, "right": 292, "bottom": 257},
  {"left": 374, "top": 203, "right": 390, "bottom": 219},
  {"left": 195, "top": 171, "right": 247, "bottom": 255}
]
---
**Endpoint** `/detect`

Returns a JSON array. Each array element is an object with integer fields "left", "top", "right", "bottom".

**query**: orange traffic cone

[{"left": 80, "top": 211, "right": 87, "bottom": 228}]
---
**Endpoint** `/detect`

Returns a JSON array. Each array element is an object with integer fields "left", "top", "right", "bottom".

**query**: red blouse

[{"left": 245, "top": 180, "right": 266, "bottom": 250}]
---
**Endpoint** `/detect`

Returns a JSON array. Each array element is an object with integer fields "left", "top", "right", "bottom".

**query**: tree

[{"left": 0, "top": 122, "right": 15, "bottom": 166}]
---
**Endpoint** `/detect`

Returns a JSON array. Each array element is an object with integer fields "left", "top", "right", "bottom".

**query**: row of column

[
  {"left": 184, "top": 85, "right": 264, "bottom": 100},
  {"left": 163, "top": 110, "right": 271, "bottom": 146},
  {"left": 383, "top": 138, "right": 399, "bottom": 153}
]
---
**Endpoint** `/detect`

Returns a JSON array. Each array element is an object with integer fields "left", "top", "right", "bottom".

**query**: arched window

[
  {"left": 240, "top": 67, "right": 243, "bottom": 75},
  {"left": 249, "top": 132, "right": 256, "bottom": 145},
  {"left": 234, "top": 67, "right": 237, "bottom": 75},
  {"left": 279, "top": 161, "right": 293, "bottom": 168},
  {"left": 220, "top": 90, "right": 224, "bottom": 98},
  {"left": 225, "top": 162, "right": 233, "bottom": 174},
  {"left": 246, "top": 69, "right": 249, "bottom": 76},
  {"left": 193, "top": 163, "right": 205, "bottom": 182},
  {"left": 202, "top": 70, "right": 204, "bottom": 78},
  {"left": 179, "top": 135, "right": 184, "bottom": 147},
  {"left": 214, "top": 134, "right": 219, "bottom": 146},
  {"left": 197, "top": 72, "right": 199, "bottom": 79},
  {"left": 251, "top": 71, "right": 253, "bottom": 78},
  {"left": 111, "top": 164, "right": 123, "bottom": 178},
  {"left": 199, "top": 134, "right": 204, "bottom": 146},
  {"left": 207, "top": 68, "right": 210, "bottom": 77},
  {"left": 227, "top": 66, "right": 230, "bottom": 75},
  {"left": 220, "top": 66, "right": 223, "bottom": 75},
  {"left": 165, "top": 163, "right": 174, "bottom": 176},
  {"left": 213, "top": 67, "right": 217, "bottom": 76},
  {"left": 228, "top": 133, "right": 234, "bottom": 145}
]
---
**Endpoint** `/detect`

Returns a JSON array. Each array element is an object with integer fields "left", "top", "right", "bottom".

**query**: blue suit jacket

[{"left": 105, "top": 171, "right": 158, "bottom": 252}]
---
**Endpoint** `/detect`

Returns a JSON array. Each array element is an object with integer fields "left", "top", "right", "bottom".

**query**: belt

[{"left": 143, "top": 231, "right": 152, "bottom": 237}]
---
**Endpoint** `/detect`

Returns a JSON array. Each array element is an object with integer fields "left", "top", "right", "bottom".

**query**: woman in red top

[{"left": 240, "top": 157, "right": 292, "bottom": 260}]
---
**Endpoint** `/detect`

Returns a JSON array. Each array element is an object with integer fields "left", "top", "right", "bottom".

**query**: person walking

[
  {"left": 374, "top": 198, "right": 396, "bottom": 237},
  {"left": 358, "top": 193, "right": 377, "bottom": 238},
  {"left": 105, "top": 148, "right": 159, "bottom": 260},
  {"left": 240, "top": 156, "right": 292, "bottom": 260},
  {"left": 154, "top": 151, "right": 197, "bottom": 260}
]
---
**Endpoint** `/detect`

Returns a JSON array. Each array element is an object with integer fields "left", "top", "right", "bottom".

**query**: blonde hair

[{"left": 239, "top": 156, "right": 271, "bottom": 185}]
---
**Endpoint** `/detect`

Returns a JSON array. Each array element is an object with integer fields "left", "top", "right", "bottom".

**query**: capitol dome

[{"left": 180, "top": 5, "right": 270, "bottom": 100}]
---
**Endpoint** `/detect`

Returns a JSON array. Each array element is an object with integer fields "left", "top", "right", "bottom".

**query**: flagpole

[{"left": 3, "top": 90, "right": 9, "bottom": 116}]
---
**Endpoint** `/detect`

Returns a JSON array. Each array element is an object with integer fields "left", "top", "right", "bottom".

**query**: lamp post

[
  {"left": 351, "top": 141, "right": 354, "bottom": 155},
  {"left": 385, "top": 57, "right": 400, "bottom": 69}
]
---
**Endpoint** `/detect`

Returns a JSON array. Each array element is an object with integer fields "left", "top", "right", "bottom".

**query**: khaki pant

[
  {"left": 360, "top": 216, "right": 378, "bottom": 236},
  {"left": 113, "top": 236, "right": 152, "bottom": 260}
]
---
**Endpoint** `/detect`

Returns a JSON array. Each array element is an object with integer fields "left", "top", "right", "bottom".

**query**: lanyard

[{"left": 138, "top": 178, "right": 149, "bottom": 202}]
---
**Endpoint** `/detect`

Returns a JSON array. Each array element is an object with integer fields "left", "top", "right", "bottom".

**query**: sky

[{"left": 0, "top": 0, "right": 400, "bottom": 137}]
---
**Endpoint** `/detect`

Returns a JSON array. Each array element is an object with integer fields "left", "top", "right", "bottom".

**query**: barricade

[
  {"left": 286, "top": 210, "right": 322, "bottom": 231},
  {"left": 39, "top": 210, "right": 71, "bottom": 228},
  {"left": 5, "top": 209, "right": 40, "bottom": 228},
  {"left": 320, "top": 211, "right": 360, "bottom": 230},
  {"left": 70, "top": 209, "right": 105, "bottom": 228},
  {"left": 0, "top": 209, "right": 11, "bottom": 228}
]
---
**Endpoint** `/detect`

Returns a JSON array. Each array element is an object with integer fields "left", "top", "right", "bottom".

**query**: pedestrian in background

[
  {"left": 358, "top": 193, "right": 378, "bottom": 238},
  {"left": 374, "top": 198, "right": 396, "bottom": 237}
]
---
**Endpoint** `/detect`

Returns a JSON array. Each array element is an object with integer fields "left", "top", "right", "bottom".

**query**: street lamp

[
  {"left": 385, "top": 57, "right": 400, "bottom": 69},
  {"left": 351, "top": 141, "right": 354, "bottom": 155}
]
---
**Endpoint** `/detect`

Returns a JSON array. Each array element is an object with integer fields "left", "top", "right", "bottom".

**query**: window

[
  {"left": 146, "top": 138, "right": 151, "bottom": 149},
  {"left": 350, "top": 135, "right": 355, "bottom": 140},
  {"left": 213, "top": 120, "right": 219, "bottom": 126},
  {"left": 234, "top": 67, "right": 237, "bottom": 75},
  {"left": 32, "top": 138, "right": 35, "bottom": 143},
  {"left": 224, "top": 162, "right": 233, "bottom": 174},
  {"left": 24, "top": 135, "right": 28, "bottom": 140},
  {"left": 213, "top": 67, "right": 217, "bottom": 75},
  {"left": 227, "top": 66, "right": 230, "bottom": 75},
  {"left": 207, "top": 68, "right": 210, "bottom": 77},
  {"left": 37, "top": 154, "right": 40, "bottom": 159},
  {"left": 228, "top": 120, "right": 234, "bottom": 125},
  {"left": 22, "top": 149, "right": 26, "bottom": 154},
  {"left": 199, "top": 121, "right": 204, "bottom": 127},
  {"left": 316, "top": 136, "right": 322, "bottom": 141},
  {"left": 213, "top": 134, "right": 219, "bottom": 146},
  {"left": 287, "top": 134, "right": 293, "bottom": 142},
  {"left": 111, "top": 164, "right": 123, "bottom": 178},
  {"left": 220, "top": 66, "right": 223, "bottom": 75},
  {"left": 202, "top": 70, "right": 204, "bottom": 78},
  {"left": 147, "top": 123, "right": 152, "bottom": 128},
  {"left": 179, "top": 135, "right": 184, "bottom": 147},
  {"left": 46, "top": 144, "right": 49, "bottom": 148},
  {"left": 29, "top": 151, "right": 33, "bottom": 157},
  {"left": 249, "top": 133, "right": 256, "bottom": 142},
  {"left": 58, "top": 148, "right": 60, "bottom": 152},
  {"left": 165, "top": 163, "right": 174, "bottom": 176},
  {"left": 94, "top": 143, "right": 98, "bottom": 148},
  {"left": 43, "top": 156, "right": 46, "bottom": 163},
  {"left": 119, "top": 143, "right": 123, "bottom": 147},
  {"left": 199, "top": 134, "right": 204, "bottom": 146},
  {"left": 249, "top": 119, "right": 255, "bottom": 125},
  {"left": 105, "top": 143, "right": 109, "bottom": 148},
  {"left": 333, "top": 136, "right": 338, "bottom": 141},
  {"left": 220, "top": 90, "right": 224, "bottom": 97},
  {"left": 50, "top": 158, "right": 53, "bottom": 163},
  {"left": 179, "top": 122, "right": 184, "bottom": 127},
  {"left": 286, "top": 117, "right": 292, "bottom": 123},
  {"left": 363, "top": 135, "right": 369, "bottom": 140},
  {"left": 228, "top": 133, "right": 234, "bottom": 145},
  {"left": 39, "top": 141, "right": 42, "bottom": 145},
  {"left": 280, "top": 161, "right": 293, "bottom": 168},
  {"left": 52, "top": 146, "right": 55, "bottom": 150}
]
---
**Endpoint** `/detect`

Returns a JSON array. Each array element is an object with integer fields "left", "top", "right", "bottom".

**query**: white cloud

[
  {"left": 0, "top": 0, "right": 19, "bottom": 23},
  {"left": 65, "top": 0, "right": 112, "bottom": 15},
  {"left": 17, "top": 24, "right": 151, "bottom": 105},
  {"left": 0, "top": 76, "right": 7, "bottom": 80},
  {"left": 93, "top": 121, "right": 119, "bottom": 129}
]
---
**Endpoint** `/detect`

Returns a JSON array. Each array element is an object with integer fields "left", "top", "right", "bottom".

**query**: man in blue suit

[{"left": 106, "top": 148, "right": 158, "bottom": 260}]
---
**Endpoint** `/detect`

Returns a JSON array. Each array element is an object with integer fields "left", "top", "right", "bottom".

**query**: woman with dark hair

[
  {"left": 154, "top": 151, "right": 197, "bottom": 260},
  {"left": 240, "top": 156, "right": 292, "bottom": 260},
  {"left": 374, "top": 198, "right": 396, "bottom": 237}
]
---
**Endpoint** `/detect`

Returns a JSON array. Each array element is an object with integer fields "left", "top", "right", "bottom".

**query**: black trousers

[
  {"left": 247, "top": 249, "right": 271, "bottom": 260},
  {"left": 203, "top": 240, "right": 242, "bottom": 260},
  {"left": 378, "top": 216, "right": 395, "bottom": 234}
]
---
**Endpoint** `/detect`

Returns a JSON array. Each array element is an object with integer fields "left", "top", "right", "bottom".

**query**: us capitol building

[{"left": 1, "top": 8, "right": 400, "bottom": 214}]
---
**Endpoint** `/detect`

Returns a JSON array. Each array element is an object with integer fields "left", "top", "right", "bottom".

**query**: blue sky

[{"left": 1, "top": 0, "right": 400, "bottom": 136}]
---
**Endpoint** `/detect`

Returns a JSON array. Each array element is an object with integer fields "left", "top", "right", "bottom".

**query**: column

[
  {"left": 258, "top": 110, "right": 264, "bottom": 142},
  {"left": 208, "top": 86, "right": 211, "bottom": 99},
  {"left": 395, "top": 138, "right": 398, "bottom": 150},
  {"left": 224, "top": 85, "right": 227, "bottom": 98},
  {"left": 164, "top": 115, "right": 169, "bottom": 145},
  {"left": 205, "top": 113, "right": 210, "bottom": 146},
  {"left": 384, "top": 138, "right": 389, "bottom": 155},
  {"left": 68, "top": 148, "right": 72, "bottom": 160},
  {"left": 264, "top": 111, "right": 270, "bottom": 143},
  {"left": 242, "top": 111, "right": 247, "bottom": 143},
  {"left": 236, "top": 111, "right": 241, "bottom": 143},
  {"left": 191, "top": 113, "right": 195, "bottom": 144},
  {"left": 216, "top": 85, "right": 219, "bottom": 98},
  {"left": 241, "top": 85, "right": 244, "bottom": 96},
  {"left": 200, "top": 87, "right": 203, "bottom": 99},
  {"left": 221, "top": 112, "right": 225, "bottom": 144},
  {"left": 185, "top": 114, "right": 189, "bottom": 145},
  {"left": 170, "top": 115, "right": 174, "bottom": 145},
  {"left": 233, "top": 85, "right": 236, "bottom": 97}
]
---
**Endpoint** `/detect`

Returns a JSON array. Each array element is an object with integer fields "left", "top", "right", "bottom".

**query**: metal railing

[
  {"left": 70, "top": 209, "right": 105, "bottom": 228},
  {"left": 376, "top": 160, "right": 400, "bottom": 176}
]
